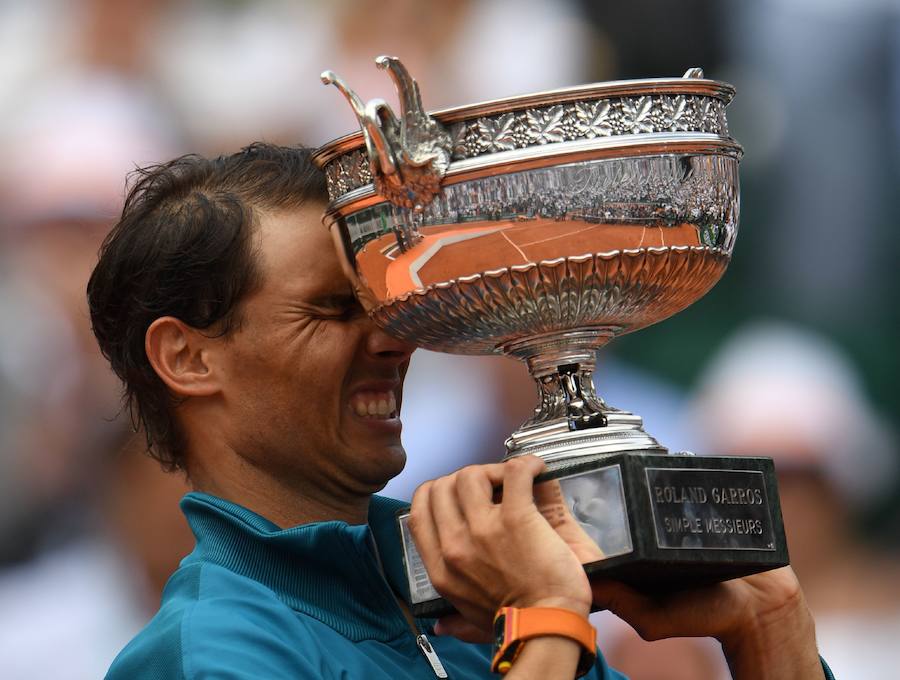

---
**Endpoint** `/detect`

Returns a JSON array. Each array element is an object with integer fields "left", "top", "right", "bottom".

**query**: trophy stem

[{"left": 499, "top": 327, "right": 666, "bottom": 467}]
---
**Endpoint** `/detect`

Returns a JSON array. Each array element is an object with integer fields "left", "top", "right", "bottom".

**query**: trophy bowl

[
  {"left": 314, "top": 58, "right": 741, "bottom": 463},
  {"left": 314, "top": 58, "right": 785, "bottom": 617}
]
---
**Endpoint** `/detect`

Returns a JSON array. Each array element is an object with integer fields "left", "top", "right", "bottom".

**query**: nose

[{"left": 364, "top": 320, "right": 416, "bottom": 363}]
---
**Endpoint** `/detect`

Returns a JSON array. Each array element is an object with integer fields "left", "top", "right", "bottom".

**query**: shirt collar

[{"left": 180, "top": 491, "right": 415, "bottom": 642}]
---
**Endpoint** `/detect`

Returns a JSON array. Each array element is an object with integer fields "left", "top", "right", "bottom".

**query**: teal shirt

[{"left": 106, "top": 492, "right": 627, "bottom": 679}]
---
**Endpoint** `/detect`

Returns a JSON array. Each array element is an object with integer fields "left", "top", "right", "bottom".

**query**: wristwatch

[{"left": 491, "top": 606, "right": 597, "bottom": 677}]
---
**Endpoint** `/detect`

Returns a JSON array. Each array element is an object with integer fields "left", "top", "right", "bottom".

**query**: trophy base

[{"left": 397, "top": 452, "right": 788, "bottom": 619}]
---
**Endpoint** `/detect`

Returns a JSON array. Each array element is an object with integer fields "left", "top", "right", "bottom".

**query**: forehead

[{"left": 254, "top": 203, "right": 348, "bottom": 295}]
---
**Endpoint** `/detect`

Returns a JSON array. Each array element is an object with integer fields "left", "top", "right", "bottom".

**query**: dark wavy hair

[{"left": 87, "top": 143, "right": 328, "bottom": 471}]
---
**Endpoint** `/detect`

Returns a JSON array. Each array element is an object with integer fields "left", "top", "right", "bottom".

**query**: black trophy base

[{"left": 397, "top": 452, "right": 789, "bottom": 619}]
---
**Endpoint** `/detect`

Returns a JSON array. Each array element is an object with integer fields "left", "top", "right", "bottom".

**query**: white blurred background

[{"left": 0, "top": 1, "right": 898, "bottom": 678}]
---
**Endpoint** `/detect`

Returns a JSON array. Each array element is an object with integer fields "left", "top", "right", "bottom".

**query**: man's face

[{"left": 216, "top": 203, "right": 414, "bottom": 499}]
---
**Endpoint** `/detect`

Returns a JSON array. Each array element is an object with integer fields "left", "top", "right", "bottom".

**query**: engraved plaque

[
  {"left": 645, "top": 468, "right": 776, "bottom": 551},
  {"left": 398, "top": 512, "right": 440, "bottom": 605}
]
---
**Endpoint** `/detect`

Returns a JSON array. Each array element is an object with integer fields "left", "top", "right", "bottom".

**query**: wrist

[
  {"left": 719, "top": 581, "right": 808, "bottom": 650},
  {"left": 491, "top": 606, "right": 596, "bottom": 677},
  {"left": 502, "top": 635, "right": 582, "bottom": 680},
  {"left": 507, "top": 596, "right": 591, "bottom": 619},
  {"left": 720, "top": 590, "right": 821, "bottom": 680}
]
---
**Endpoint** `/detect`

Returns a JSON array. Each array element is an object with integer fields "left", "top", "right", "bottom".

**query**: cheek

[
  {"left": 226, "top": 321, "right": 365, "bottom": 422},
  {"left": 303, "top": 321, "right": 364, "bottom": 377},
  {"left": 224, "top": 334, "right": 301, "bottom": 416}
]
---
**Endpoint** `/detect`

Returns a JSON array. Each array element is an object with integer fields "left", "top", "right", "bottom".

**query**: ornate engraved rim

[
  {"left": 313, "top": 76, "right": 735, "bottom": 166},
  {"left": 317, "top": 89, "right": 738, "bottom": 206},
  {"left": 367, "top": 244, "right": 730, "bottom": 355}
]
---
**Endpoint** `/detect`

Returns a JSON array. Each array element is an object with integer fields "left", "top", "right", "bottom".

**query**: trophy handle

[{"left": 321, "top": 56, "right": 452, "bottom": 210}]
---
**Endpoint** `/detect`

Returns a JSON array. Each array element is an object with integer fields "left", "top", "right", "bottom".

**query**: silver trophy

[{"left": 315, "top": 57, "right": 787, "bottom": 617}]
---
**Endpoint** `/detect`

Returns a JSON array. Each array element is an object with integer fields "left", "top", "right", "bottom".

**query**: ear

[{"left": 145, "top": 317, "right": 221, "bottom": 398}]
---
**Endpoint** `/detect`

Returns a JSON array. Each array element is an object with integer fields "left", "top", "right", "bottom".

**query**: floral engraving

[
  {"left": 619, "top": 96, "right": 655, "bottom": 134},
  {"left": 341, "top": 154, "right": 361, "bottom": 191},
  {"left": 574, "top": 101, "right": 613, "bottom": 138},
  {"left": 671, "top": 96, "right": 697, "bottom": 132},
  {"left": 451, "top": 122, "right": 483, "bottom": 158},
  {"left": 450, "top": 122, "right": 468, "bottom": 156},
  {"left": 698, "top": 98, "right": 719, "bottom": 134},
  {"left": 357, "top": 152, "right": 373, "bottom": 184},
  {"left": 716, "top": 102, "right": 729, "bottom": 136},
  {"left": 510, "top": 114, "right": 532, "bottom": 147},
  {"left": 650, "top": 97, "right": 676, "bottom": 131},
  {"left": 325, "top": 161, "right": 342, "bottom": 201},
  {"left": 478, "top": 113, "right": 518, "bottom": 152},
  {"left": 525, "top": 105, "right": 567, "bottom": 145},
  {"left": 322, "top": 94, "right": 733, "bottom": 200}
]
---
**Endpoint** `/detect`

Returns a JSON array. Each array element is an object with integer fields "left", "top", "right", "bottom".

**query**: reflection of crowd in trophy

[
  {"left": 343, "top": 156, "right": 736, "bottom": 254},
  {"left": 416, "top": 155, "right": 736, "bottom": 237}
]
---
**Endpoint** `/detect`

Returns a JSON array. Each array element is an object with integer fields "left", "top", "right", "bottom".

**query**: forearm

[
  {"left": 505, "top": 636, "right": 582, "bottom": 680},
  {"left": 721, "top": 599, "right": 824, "bottom": 680}
]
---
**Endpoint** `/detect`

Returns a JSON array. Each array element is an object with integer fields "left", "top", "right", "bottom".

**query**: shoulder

[{"left": 107, "top": 563, "right": 327, "bottom": 680}]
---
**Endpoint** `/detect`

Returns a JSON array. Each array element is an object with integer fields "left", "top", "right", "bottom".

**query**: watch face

[{"left": 493, "top": 613, "right": 507, "bottom": 650}]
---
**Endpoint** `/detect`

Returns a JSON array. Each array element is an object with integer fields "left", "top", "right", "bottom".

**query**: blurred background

[{"left": 0, "top": 0, "right": 897, "bottom": 678}]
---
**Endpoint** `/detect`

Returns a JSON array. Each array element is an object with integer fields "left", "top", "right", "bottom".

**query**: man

[{"left": 89, "top": 143, "right": 832, "bottom": 679}]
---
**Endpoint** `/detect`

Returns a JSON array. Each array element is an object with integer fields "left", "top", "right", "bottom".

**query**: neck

[{"left": 186, "top": 445, "right": 371, "bottom": 528}]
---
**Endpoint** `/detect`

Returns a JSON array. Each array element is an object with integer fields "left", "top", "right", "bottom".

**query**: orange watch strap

[
  {"left": 491, "top": 606, "right": 596, "bottom": 676},
  {"left": 511, "top": 607, "right": 596, "bottom": 650}
]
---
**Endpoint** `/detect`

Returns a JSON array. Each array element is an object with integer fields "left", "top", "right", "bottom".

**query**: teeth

[{"left": 351, "top": 391, "right": 398, "bottom": 419}]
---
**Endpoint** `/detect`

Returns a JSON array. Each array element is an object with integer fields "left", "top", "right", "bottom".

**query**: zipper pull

[{"left": 416, "top": 634, "right": 448, "bottom": 678}]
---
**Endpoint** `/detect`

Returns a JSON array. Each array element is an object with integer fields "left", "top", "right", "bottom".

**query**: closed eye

[{"left": 307, "top": 294, "right": 365, "bottom": 320}]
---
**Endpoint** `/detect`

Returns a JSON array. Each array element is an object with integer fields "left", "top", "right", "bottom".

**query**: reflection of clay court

[{"left": 357, "top": 218, "right": 701, "bottom": 299}]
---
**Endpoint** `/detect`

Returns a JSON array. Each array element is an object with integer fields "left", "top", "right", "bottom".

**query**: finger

[
  {"left": 533, "top": 479, "right": 570, "bottom": 529},
  {"left": 430, "top": 475, "right": 468, "bottom": 556},
  {"left": 459, "top": 462, "right": 508, "bottom": 488},
  {"left": 409, "top": 481, "right": 445, "bottom": 577},
  {"left": 430, "top": 475, "right": 466, "bottom": 527},
  {"left": 433, "top": 614, "right": 493, "bottom": 643},
  {"left": 455, "top": 466, "right": 496, "bottom": 525},
  {"left": 502, "top": 455, "right": 547, "bottom": 513}
]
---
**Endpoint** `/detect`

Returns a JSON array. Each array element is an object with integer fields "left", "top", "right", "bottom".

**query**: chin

[{"left": 372, "top": 445, "right": 408, "bottom": 489}]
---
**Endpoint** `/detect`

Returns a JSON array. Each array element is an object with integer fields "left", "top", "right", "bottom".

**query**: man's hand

[
  {"left": 591, "top": 567, "right": 825, "bottom": 680},
  {"left": 533, "top": 479, "right": 605, "bottom": 564},
  {"left": 408, "top": 455, "right": 592, "bottom": 639}
]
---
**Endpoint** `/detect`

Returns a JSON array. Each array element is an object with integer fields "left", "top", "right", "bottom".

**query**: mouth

[{"left": 349, "top": 390, "right": 399, "bottom": 420}]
